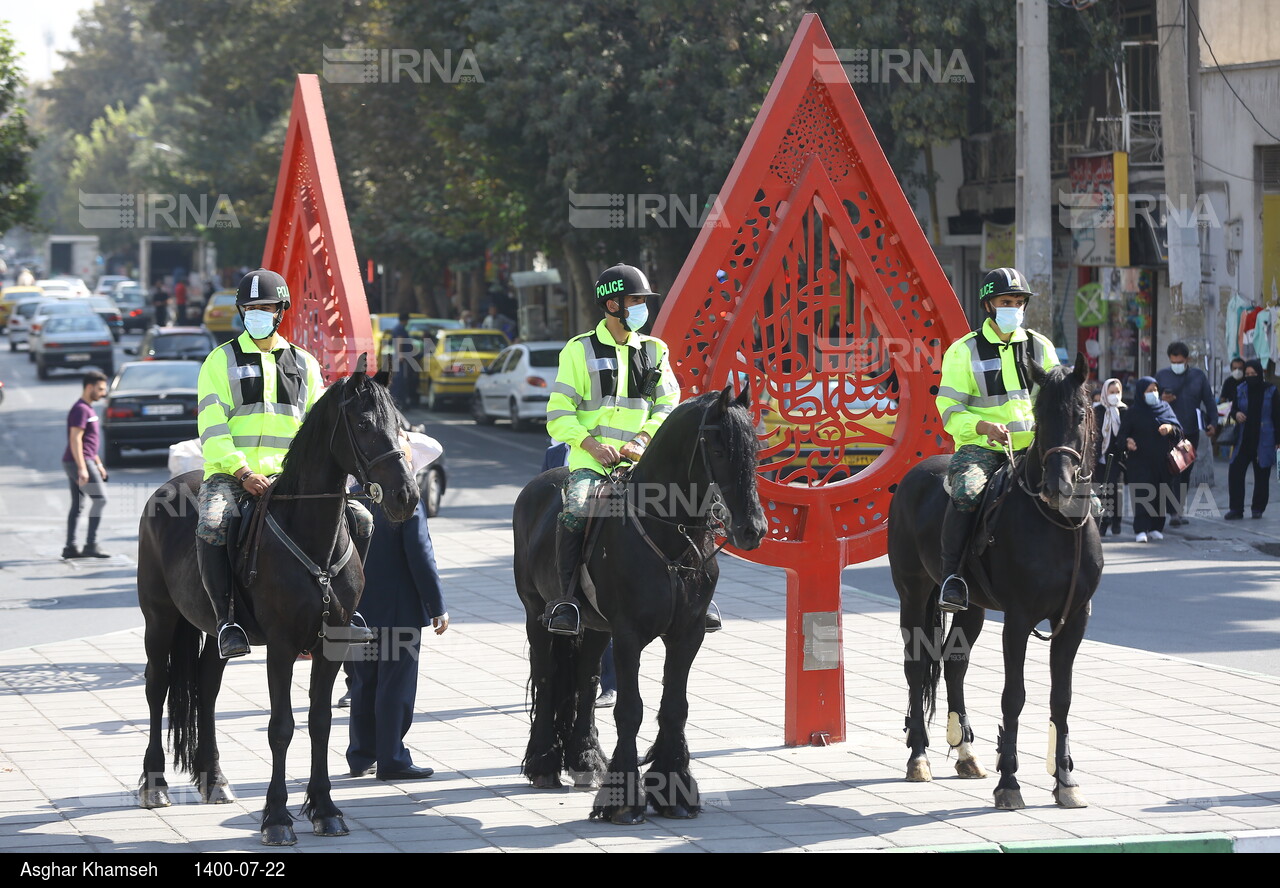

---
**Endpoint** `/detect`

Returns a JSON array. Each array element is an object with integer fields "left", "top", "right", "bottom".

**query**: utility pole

[
  {"left": 1157, "top": 0, "right": 1203, "bottom": 354},
  {"left": 1016, "top": 0, "right": 1053, "bottom": 329}
]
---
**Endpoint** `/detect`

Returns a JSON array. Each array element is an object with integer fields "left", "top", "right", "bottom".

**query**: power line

[
  {"left": 1187, "top": 0, "right": 1280, "bottom": 143},
  {"left": 1194, "top": 153, "right": 1265, "bottom": 184}
]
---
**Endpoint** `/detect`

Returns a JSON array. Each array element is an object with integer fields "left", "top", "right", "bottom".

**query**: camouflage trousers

[
  {"left": 559, "top": 468, "right": 606, "bottom": 532},
  {"left": 196, "top": 474, "right": 373, "bottom": 545},
  {"left": 945, "top": 445, "right": 1008, "bottom": 513}
]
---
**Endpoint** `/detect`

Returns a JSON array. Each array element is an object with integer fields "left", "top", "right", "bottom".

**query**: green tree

[{"left": 0, "top": 22, "right": 39, "bottom": 235}]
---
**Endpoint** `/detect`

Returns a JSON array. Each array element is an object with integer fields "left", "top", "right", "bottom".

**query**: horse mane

[
  {"left": 646, "top": 390, "right": 758, "bottom": 490},
  {"left": 274, "top": 373, "right": 401, "bottom": 497},
  {"left": 1032, "top": 364, "right": 1094, "bottom": 453}
]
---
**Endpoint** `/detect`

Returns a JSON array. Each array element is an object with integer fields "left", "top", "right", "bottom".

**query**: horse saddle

[
  {"left": 961, "top": 459, "right": 1018, "bottom": 609},
  {"left": 570, "top": 478, "right": 629, "bottom": 628}
]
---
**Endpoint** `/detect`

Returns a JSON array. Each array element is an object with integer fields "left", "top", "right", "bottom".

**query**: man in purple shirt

[{"left": 62, "top": 370, "right": 111, "bottom": 559}]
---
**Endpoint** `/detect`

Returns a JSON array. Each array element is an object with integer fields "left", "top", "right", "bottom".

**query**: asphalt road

[{"left": 1, "top": 333, "right": 1278, "bottom": 676}]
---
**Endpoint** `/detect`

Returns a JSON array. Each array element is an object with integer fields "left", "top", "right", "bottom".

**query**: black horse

[
  {"left": 135, "top": 359, "right": 419, "bottom": 845},
  {"left": 514, "top": 386, "right": 767, "bottom": 823},
  {"left": 887, "top": 354, "right": 1102, "bottom": 810}
]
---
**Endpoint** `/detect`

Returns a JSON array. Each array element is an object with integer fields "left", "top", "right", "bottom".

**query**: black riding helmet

[
  {"left": 594, "top": 263, "right": 656, "bottom": 321},
  {"left": 978, "top": 267, "right": 1034, "bottom": 308},
  {"left": 236, "top": 268, "right": 292, "bottom": 311}
]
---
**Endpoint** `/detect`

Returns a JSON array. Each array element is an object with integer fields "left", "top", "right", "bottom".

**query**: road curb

[{"left": 911, "top": 832, "right": 1240, "bottom": 853}]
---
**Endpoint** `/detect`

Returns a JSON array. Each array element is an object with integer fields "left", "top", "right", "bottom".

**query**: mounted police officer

[
  {"left": 195, "top": 269, "right": 374, "bottom": 658},
  {"left": 540, "top": 263, "right": 695, "bottom": 636},
  {"left": 934, "top": 267, "right": 1060, "bottom": 613}
]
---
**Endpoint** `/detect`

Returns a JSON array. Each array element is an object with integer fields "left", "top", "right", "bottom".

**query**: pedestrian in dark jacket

[
  {"left": 1093, "top": 376, "right": 1127, "bottom": 536},
  {"left": 1155, "top": 342, "right": 1217, "bottom": 525},
  {"left": 1118, "top": 375, "right": 1184, "bottom": 542},
  {"left": 1225, "top": 359, "right": 1280, "bottom": 520},
  {"left": 345, "top": 479, "right": 449, "bottom": 781}
]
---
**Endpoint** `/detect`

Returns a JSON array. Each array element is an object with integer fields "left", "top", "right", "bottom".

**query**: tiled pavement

[{"left": 2, "top": 508, "right": 1280, "bottom": 853}]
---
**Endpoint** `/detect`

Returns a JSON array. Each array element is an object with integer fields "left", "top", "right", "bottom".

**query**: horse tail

[
  {"left": 521, "top": 631, "right": 580, "bottom": 776},
  {"left": 165, "top": 619, "right": 203, "bottom": 775},
  {"left": 924, "top": 599, "right": 943, "bottom": 723}
]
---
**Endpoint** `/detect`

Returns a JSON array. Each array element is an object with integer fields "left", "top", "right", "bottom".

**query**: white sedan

[{"left": 471, "top": 341, "right": 566, "bottom": 431}]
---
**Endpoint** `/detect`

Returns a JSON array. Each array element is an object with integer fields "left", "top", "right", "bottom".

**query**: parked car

[
  {"left": 126, "top": 325, "right": 217, "bottom": 361},
  {"left": 758, "top": 376, "right": 898, "bottom": 484},
  {"left": 202, "top": 288, "right": 240, "bottom": 336},
  {"left": 87, "top": 296, "right": 125, "bottom": 341},
  {"left": 6, "top": 298, "right": 44, "bottom": 350},
  {"left": 471, "top": 341, "right": 565, "bottom": 431},
  {"left": 113, "top": 284, "right": 155, "bottom": 332},
  {"left": 0, "top": 285, "right": 42, "bottom": 328},
  {"left": 100, "top": 360, "right": 201, "bottom": 464},
  {"left": 422, "top": 328, "right": 510, "bottom": 411},
  {"left": 370, "top": 312, "right": 426, "bottom": 374},
  {"left": 95, "top": 275, "right": 132, "bottom": 297},
  {"left": 414, "top": 445, "right": 449, "bottom": 518},
  {"left": 27, "top": 299, "right": 97, "bottom": 359},
  {"left": 31, "top": 313, "right": 115, "bottom": 380}
]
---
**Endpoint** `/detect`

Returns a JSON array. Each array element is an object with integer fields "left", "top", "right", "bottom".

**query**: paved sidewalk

[{"left": 2, "top": 509, "right": 1280, "bottom": 853}]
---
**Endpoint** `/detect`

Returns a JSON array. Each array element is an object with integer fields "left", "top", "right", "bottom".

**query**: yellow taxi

[
  {"left": 369, "top": 313, "right": 427, "bottom": 374},
  {"left": 1, "top": 285, "right": 43, "bottom": 327},
  {"left": 202, "top": 289, "right": 241, "bottom": 337},
  {"left": 756, "top": 375, "right": 898, "bottom": 485},
  {"left": 422, "top": 328, "right": 510, "bottom": 411}
]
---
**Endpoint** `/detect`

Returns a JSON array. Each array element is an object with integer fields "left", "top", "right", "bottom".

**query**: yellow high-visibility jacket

[
  {"left": 546, "top": 320, "right": 680, "bottom": 474},
  {"left": 935, "top": 319, "right": 1059, "bottom": 452},
  {"left": 197, "top": 332, "right": 325, "bottom": 479}
]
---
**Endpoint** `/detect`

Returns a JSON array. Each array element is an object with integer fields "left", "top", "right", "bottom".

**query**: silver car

[
  {"left": 31, "top": 313, "right": 116, "bottom": 380},
  {"left": 6, "top": 297, "right": 44, "bottom": 350},
  {"left": 26, "top": 299, "right": 96, "bottom": 361},
  {"left": 471, "top": 341, "right": 566, "bottom": 431}
]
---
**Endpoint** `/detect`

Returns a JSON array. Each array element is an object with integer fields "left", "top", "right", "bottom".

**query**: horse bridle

[{"left": 331, "top": 388, "right": 408, "bottom": 504}]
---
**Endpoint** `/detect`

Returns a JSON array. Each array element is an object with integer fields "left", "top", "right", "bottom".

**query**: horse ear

[
  {"left": 718, "top": 384, "right": 733, "bottom": 413},
  {"left": 1071, "top": 351, "right": 1088, "bottom": 386},
  {"left": 734, "top": 384, "right": 751, "bottom": 410},
  {"left": 1025, "top": 359, "right": 1049, "bottom": 388},
  {"left": 354, "top": 352, "right": 368, "bottom": 376}
]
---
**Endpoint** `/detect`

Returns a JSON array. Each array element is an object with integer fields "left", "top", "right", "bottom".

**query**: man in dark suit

[{"left": 346, "top": 491, "right": 449, "bottom": 781}]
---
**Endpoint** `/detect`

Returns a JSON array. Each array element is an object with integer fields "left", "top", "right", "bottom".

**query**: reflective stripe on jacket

[
  {"left": 197, "top": 331, "right": 326, "bottom": 479},
  {"left": 935, "top": 319, "right": 1059, "bottom": 452},
  {"left": 545, "top": 320, "right": 680, "bottom": 474}
]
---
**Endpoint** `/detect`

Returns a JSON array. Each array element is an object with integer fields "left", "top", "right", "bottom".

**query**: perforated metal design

[{"left": 263, "top": 75, "right": 373, "bottom": 384}]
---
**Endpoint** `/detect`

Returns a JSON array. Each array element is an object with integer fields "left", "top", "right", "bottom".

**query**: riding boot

[
  {"left": 197, "top": 537, "right": 250, "bottom": 659},
  {"left": 543, "top": 523, "right": 586, "bottom": 636},
  {"left": 704, "top": 600, "right": 723, "bottom": 633},
  {"left": 344, "top": 507, "right": 376, "bottom": 644},
  {"left": 939, "top": 502, "right": 978, "bottom": 613}
]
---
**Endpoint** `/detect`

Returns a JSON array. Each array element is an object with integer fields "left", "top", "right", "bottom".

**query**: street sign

[
  {"left": 654, "top": 14, "right": 970, "bottom": 745},
  {"left": 262, "top": 75, "right": 373, "bottom": 383}
]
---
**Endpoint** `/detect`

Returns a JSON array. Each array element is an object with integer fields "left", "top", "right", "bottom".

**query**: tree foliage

[{"left": 0, "top": 22, "right": 38, "bottom": 235}]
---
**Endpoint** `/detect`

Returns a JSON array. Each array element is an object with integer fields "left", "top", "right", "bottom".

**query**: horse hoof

[
  {"left": 610, "top": 807, "right": 647, "bottom": 825},
  {"left": 261, "top": 824, "right": 298, "bottom": 846},
  {"left": 1054, "top": 785, "right": 1088, "bottom": 809},
  {"left": 656, "top": 804, "right": 697, "bottom": 820},
  {"left": 529, "top": 774, "right": 561, "bottom": 789},
  {"left": 313, "top": 816, "right": 350, "bottom": 837},
  {"left": 993, "top": 788, "right": 1025, "bottom": 810},
  {"left": 905, "top": 756, "right": 933, "bottom": 782},
  {"left": 954, "top": 757, "right": 988, "bottom": 779},
  {"left": 203, "top": 783, "right": 235, "bottom": 804},
  {"left": 138, "top": 788, "right": 171, "bottom": 809}
]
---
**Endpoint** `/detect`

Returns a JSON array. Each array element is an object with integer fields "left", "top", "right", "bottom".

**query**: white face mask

[
  {"left": 1170, "top": 362, "right": 1187, "bottom": 375},
  {"left": 994, "top": 306, "right": 1024, "bottom": 334},
  {"left": 1106, "top": 393, "right": 1120, "bottom": 406},
  {"left": 1144, "top": 391, "right": 1160, "bottom": 407},
  {"left": 1232, "top": 369, "right": 1244, "bottom": 381}
]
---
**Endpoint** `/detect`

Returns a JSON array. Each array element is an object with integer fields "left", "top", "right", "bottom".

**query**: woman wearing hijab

[
  {"left": 1094, "top": 377, "right": 1128, "bottom": 536},
  {"left": 1118, "top": 376, "right": 1184, "bottom": 542},
  {"left": 1226, "top": 359, "right": 1280, "bottom": 519}
]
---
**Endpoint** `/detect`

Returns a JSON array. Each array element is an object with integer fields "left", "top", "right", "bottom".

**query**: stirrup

[
  {"left": 543, "top": 601, "right": 581, "bottom": 636},
  {"left": 349, "top": 611, "right": 376, "bottom": 644},
  {"left": 704, "top": 601, "right": 723, "bottom": 633},
  {"left": 939, "top": 575, "right": 969, "bottom": 613},
  {"left": 216, "top": 622, "right": 250, "bottom": 659}
]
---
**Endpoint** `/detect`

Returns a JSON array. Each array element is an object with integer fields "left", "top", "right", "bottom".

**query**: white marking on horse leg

[
  {"left": 947, "top": 711, "right": 962, "bottom": 747},
  {"left": 1046, "top": 721, "right": 1058, "bottom": 776}
]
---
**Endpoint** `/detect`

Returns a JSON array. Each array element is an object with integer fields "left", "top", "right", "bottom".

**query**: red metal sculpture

[
  {"left": 262, "top": 75, "right": 373, "bottom": 383},
  {"left": 654, "top": 14, "right": 970, "bottom": 745}
]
